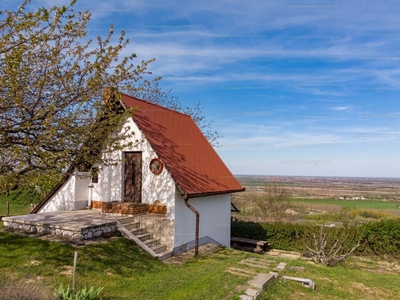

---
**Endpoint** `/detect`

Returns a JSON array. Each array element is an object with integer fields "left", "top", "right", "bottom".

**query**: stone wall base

[{"left": 3, "top": 220, "right": 117, "bottom": 241}]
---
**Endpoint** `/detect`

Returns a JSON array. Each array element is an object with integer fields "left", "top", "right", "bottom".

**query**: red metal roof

[{"left": 121, "top": 94, "right": 244, "bottom": 198}]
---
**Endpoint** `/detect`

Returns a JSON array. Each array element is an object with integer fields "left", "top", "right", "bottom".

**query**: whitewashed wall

[
  {"left": 173, "top": 190, "right": 232, "bottom": 253},
  {"left": 91, "top": 150, "right": 123, "bottom": 203},
  {"left": 39, "top": 173, "right": 91, "bottom": 213},
  {"left": 91, "top": 117, "right": 176, "bottom": 219}
]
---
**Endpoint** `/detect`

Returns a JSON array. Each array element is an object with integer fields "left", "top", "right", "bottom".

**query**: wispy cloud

[{"left": 3, "top": 0, "right": 400, "bottom": 176}]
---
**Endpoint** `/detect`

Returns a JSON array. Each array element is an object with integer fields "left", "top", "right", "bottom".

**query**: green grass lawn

[
  {"left": 293, "top": 198, "right": 400, "bottom": 211},
  {"left": 0, "top": 229, "right": 399, "bottom": 299},
  {"left": 0, "top": 231, "right": 247, "bottom": 299}
]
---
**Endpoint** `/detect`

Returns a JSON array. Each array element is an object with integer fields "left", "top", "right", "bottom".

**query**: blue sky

[{"left": 6, "top": 0, "right": 400, "bottom": 178}]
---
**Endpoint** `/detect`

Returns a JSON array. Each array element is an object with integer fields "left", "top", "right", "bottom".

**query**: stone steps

[
  {"left": 150, "top": 244, "right": 167, "bottom": 254},
  {"left": 124, "top": 222, "right": 140, "bottom": 230},
  {"left": 116, "top": 218, "right": 173, "bottom": 261},
  {"left": 144, "top": 238, "right": 160, "bottom": 248},
  {"left": 136, "top": 232, "right": 152, "bottom": 241}
]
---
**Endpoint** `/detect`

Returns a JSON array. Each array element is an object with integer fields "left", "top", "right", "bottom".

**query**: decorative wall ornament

[{"left": 150, "top": 158, "right": 163, "bottom": 175}]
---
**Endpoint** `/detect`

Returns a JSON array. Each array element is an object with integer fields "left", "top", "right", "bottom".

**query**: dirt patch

[
  {"left": 347, "top": 257, "right": 400, "bottom": 275},
  {"left": 349, "top": 282, "right": 391, "bottom": 299},
  {"left": 60, "top": 266, "right": 73, "bottom": 276},
  {"left": 104, "top": 269, "right": 113, "bottom": 275},
  {"left": 265, "top": 249, "right": 302, "bottom": 260},
  {"left": 25, "top": 276, "right": 45, "bottom": 284},
  {"left": 30, "top": 260, "right": 41, "bottom": 266}
]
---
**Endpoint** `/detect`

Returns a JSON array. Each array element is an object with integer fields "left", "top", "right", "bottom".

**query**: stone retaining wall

[{"left": 3, "top": 220, "right": 117, "bottom": 241}]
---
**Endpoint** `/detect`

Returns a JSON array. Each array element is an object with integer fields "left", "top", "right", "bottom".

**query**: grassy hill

[{"left": 0, "top": 228, "right": 399, "bottom": 299}]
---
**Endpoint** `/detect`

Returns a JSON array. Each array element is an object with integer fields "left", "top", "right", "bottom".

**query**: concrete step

[
  {"left": 156, "top": 250, "right": 174, "bottom": 261},
  {"left": 249, "top": 273, "right": 276, "bottom": 290},
  {"left": 151, "top": 244, "right": 166, "bottom": 254},
  {"left": 144, "top": 238, "right": 159, "bottom": 247},
  {"left": 136, "top": 232, "right": 152, "bottom": 241},
  {"left": 131, "top": 227, "right": 146, "bottom": 235},
  {"left": 124, "top": 222, "right": 140, "bottom": 230},
  {"left": 118, "top": 217, "right": 135, "bottom": 225}
]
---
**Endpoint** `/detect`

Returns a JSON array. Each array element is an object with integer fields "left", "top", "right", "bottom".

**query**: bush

[
  {"left": 231, "top": 218, "right": 400, "bottom": 258},
  {"left": 0, "top": 186, "right": 42, "bottom": 205}
]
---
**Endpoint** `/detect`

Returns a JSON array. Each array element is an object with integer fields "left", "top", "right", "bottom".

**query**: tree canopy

[{"left": 0, "top": 0, "right": 219, "bottom": 193}]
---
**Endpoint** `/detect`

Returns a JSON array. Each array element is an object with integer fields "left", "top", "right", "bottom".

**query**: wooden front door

[{"left": 124, "top": 152, "right": 142, "bottom": 203}]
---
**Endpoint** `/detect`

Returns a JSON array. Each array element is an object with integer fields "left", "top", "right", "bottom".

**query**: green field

[{"left": 293, "top": 198, "right": 400, "bottom": 211}]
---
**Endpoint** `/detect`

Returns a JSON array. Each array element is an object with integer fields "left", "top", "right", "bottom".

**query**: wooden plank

[
  {"left": 231, "top": 237, "right": 270, "bottom": 246},
  {"left": 231, "top": 244, "right": 263, "bottom": 254}
]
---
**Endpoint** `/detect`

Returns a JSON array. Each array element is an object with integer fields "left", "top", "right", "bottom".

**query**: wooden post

[
  {"left": 72, "top": 251, "right": 78, "bottom": 294},
  {"left": 6, "top": 202, "right": 9, "bottom": 217}
]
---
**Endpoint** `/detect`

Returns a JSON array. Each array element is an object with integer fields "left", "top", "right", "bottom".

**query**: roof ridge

[{"left": 122, "top": 93, "right": 192, "bottom": 118}]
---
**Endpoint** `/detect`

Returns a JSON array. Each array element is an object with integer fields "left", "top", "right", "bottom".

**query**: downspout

[
  {"left": 88, "top": 183, "right": 94, "bottom": 208},
  {"left": 183, "top": 192, "right": 199, "bottom": 257}
]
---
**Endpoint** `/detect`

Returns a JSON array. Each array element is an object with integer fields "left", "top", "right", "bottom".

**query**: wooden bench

[{"left": 231, "top": 237, "right": 271, "bottom": 254}]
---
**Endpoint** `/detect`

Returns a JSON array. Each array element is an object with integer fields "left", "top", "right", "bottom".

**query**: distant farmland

[{"left": 292, "top": 198, "right": 400, "bottom": 211}]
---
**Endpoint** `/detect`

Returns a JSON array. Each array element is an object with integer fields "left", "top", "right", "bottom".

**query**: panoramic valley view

[
  {"left": 1, "top": 0, "right": 400, "bottom": 299},
  {"left": 234, "top": 175, "right": 400, "bottom": 224}
]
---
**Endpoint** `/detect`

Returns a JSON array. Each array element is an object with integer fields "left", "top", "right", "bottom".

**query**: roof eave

[{"left": 185, "top": 187, "right": 245, "bottom": 199}]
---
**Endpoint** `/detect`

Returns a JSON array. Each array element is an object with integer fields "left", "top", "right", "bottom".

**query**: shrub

[
  {"left": 0, "top": 186, "right": 42, "bottom": 205},
  {"left": 304, "top": 225, "right": 364, "bottom": 266},
  {"left": 231, "top": 218, "right": 400, "bottom": 258}
]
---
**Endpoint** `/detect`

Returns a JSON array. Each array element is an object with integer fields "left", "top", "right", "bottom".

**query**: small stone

[
  {"left": 245, "top": 288, "right": 259, "bottom": 297},
  {"left": 274, "top": 262, "right": 286, "bottom": 271},
  {"left": 239, "top": 295, "right": 253, "bottom": 300}
]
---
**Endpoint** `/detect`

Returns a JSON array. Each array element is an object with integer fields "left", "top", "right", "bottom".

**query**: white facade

[
  {"left": 173, "top": 190, "right": 232, "bottom": 253},
  {"left": 90, "top": 117, "right": 176, "bottom": 219},
  {"left": 38, "top": 173, "right": 90, "bottom": 213}
]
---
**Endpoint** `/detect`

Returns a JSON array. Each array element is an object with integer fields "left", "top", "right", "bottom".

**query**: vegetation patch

[
  {"left": 1, "top": 229, "right": 400, "bottom": 299},
  {"left": 0, "top": 186, "right": 45, "bottom": 216},
  {"left": 231, "top": 218, "right": 400, "bottom": 258}
]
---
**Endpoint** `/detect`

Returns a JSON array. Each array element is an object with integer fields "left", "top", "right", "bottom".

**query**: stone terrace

[{"left": 3, "top": 210, "right": 131, "bottom": 241}]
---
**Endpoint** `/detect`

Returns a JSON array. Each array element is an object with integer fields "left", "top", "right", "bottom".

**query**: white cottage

[{"left": 32, "top": 93, "right": 244, "bottom": 255}]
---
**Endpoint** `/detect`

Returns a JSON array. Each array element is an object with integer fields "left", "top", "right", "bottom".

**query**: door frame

[{"left": 123, "top": 151, "right": 142, "bottom": 203}]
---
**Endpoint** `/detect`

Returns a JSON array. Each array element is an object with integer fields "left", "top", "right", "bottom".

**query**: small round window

[{"left": 150, "top": 158, "right": 163, "bottom": 175}]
